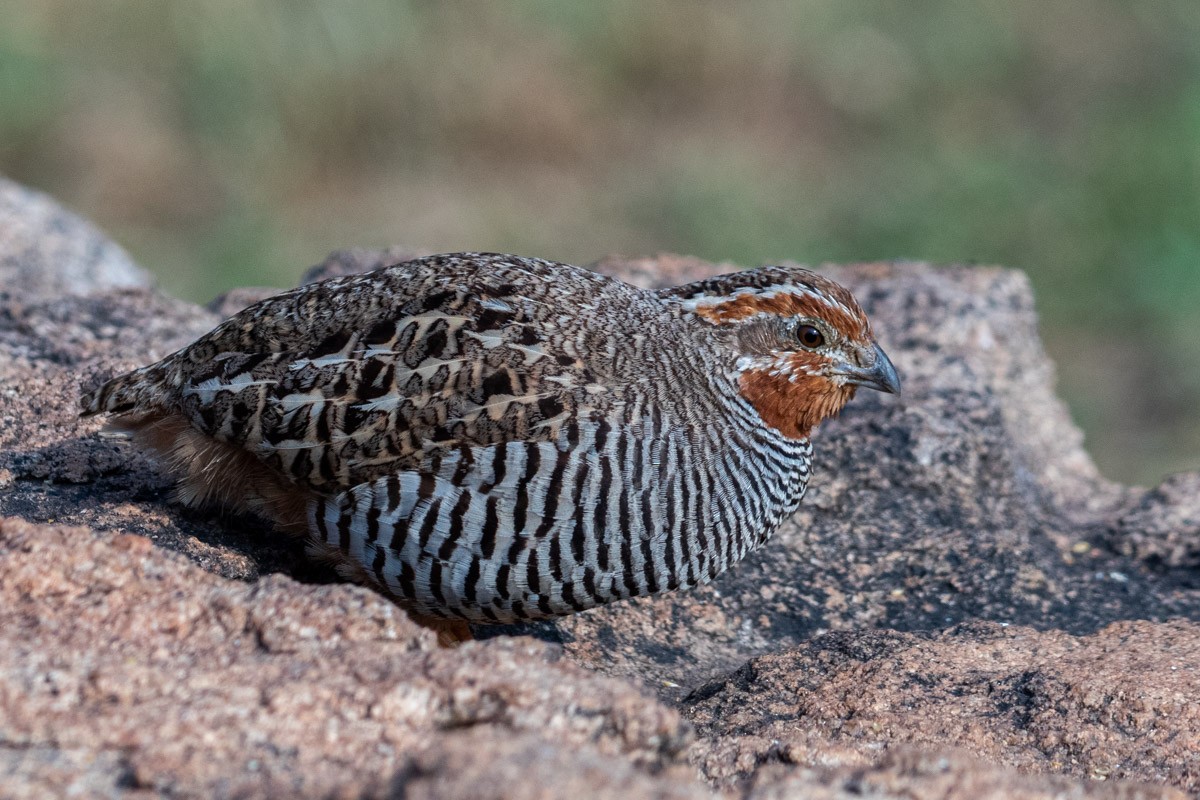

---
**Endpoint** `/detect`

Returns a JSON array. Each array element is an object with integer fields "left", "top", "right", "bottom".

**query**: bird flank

[{"left": 80, "top": 253, "right": 900, "bottom": 627}]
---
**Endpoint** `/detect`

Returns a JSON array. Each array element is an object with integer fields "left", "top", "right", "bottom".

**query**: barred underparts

[{"left": 82, "top": 253, "right": 898, "bottom": 626}]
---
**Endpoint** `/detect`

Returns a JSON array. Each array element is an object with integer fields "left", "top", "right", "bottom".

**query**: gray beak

[{"left": 840, "top": 342, "right": 901, "bottom": 395}]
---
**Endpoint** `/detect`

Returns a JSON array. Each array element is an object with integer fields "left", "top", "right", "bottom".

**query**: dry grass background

[{"left": 1, "top": 1, "right": 1197, "bottom": 485}]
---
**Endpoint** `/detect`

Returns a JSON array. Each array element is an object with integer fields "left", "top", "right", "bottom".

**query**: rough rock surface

[
  {"left": 0, "top": 517, "right": 694, "bottom": 799},
  {"left": 1, "top": 180, "right": 1197, "bottom": 798},
  {"left": 687, "top": 621, "right": 1199, "bottom": 791}
]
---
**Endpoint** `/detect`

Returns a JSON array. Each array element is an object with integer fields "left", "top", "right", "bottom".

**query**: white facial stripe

[
  {"left": 677, "top": 285, "right": 762, "bottom": 312},
  {"left": 735, "top": 351, "right": 823, "bottom": 383}
]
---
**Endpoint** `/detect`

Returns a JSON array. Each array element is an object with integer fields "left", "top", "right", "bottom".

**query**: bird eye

[{"left": 795, "top": 324, "right": 825, "bottom": 349}]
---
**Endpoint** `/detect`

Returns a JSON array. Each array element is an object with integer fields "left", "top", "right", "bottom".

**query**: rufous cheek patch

[{"left": 738, "top": 359, "right": 857, "bottom": 440}]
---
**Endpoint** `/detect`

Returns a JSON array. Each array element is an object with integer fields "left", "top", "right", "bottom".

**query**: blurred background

[{"left": 1, "top": 1, "right": 1197, "bottom": 486}]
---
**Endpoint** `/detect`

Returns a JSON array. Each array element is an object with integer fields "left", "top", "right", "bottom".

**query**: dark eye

[{"left": 795, "top": 324, "right": 825, "bottom": 349}]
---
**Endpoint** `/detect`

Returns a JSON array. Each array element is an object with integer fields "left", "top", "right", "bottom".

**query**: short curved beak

[{"left": 840, "top": 342, "right": 901, "bottom": 395}]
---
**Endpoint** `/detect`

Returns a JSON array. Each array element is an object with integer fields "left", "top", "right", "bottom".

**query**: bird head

[{"left": 667, "top": 267, "right": 900, "bottom": 439}]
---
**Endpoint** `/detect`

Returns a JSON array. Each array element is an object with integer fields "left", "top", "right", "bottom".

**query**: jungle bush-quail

[{"left": 82, "top": 253, "right": 900, "bottom": 627}]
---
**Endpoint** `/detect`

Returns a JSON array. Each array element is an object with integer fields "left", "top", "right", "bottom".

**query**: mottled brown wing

[{"left": 171, "top": 255, "right": 626, "bottom": 492}]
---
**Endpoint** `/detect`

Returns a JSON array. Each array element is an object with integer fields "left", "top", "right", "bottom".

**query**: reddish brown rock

[
  {"left": 1107, "top": 472, "right": 1200, "bottom": 569},
  {"left": 0, "top": 517, "right": 694, "bottom": 799},
  {"left": 684, "top": 621, "right": 1199, "bottom": 791},
  {"left": 0, "top": 181, "right": 1197, "bottom": 798},
  {"left": 744, "top": 749, "right": 1189, "bottom": 800}
]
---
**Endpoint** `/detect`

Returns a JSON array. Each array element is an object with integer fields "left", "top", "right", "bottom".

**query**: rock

[
  {"left": 742, "top": 748, "right": 1190, "bottom": 800},
  {"left": 1106, "top": 472, "right": 1200, "bottom": 569},
  {"left": 0, "top": 517, "right": 693, "bottom": 799},
  {"left": 390, "top": 728, "right": 707, "bottom": 800},
  {"left": 0, "top": 174, "right": 153, "bottom": 297},
  {"left": 685, "top": 621, "right": 1199, "bottom": 792},
  {"left": 0, "top": 182, "right": 1196, "bottom": 798}
]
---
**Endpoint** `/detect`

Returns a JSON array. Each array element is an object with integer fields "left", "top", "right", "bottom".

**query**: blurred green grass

[{"left": 1, "top": 1, "right": 1197, "bottom": 485}]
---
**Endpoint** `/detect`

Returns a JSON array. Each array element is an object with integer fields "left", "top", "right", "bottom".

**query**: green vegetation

[{"left": 2, "top": 1, "right": 1197, "bottom": 484}]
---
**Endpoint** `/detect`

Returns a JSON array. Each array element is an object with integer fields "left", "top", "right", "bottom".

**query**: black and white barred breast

[{"left": 83, "top": 253, "right": 823, "bottom": 623}]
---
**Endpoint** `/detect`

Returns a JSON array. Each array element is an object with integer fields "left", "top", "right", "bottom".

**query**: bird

[{"left": 81, "top": 252, "right": 899, "bottom": 638}]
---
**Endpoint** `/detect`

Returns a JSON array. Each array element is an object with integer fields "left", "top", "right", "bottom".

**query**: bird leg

[{"left": 407, "top": 613, "right": 474, "bottom": 647}]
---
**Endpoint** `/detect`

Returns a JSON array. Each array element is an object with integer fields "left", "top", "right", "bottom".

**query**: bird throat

[{"left": 738, "top": 359, "right": 856, "bottom": 440}]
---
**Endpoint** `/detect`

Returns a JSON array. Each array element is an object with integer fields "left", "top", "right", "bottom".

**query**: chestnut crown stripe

[{"left": 668, "top": 274, "right": 871, "bottom": 339}]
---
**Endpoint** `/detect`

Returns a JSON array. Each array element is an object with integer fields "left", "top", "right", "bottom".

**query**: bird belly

[{"left": 308, "top": 422, "right": 810, "bottom": 623}]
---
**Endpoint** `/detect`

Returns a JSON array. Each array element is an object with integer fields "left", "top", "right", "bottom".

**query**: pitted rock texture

[
  {"left": 740, "top": 749, "right": 1188, "bottom": 800},
  {"left": 1, "top": 182, "right": 1197, "bottom": 798},
  {"left": 685, "top": 621, "right": 1199, "bottom": 791},
  {"left": 0, "top": 517, "right": 693, "bottom": 799}
]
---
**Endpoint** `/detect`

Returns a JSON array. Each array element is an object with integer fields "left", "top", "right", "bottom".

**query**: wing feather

[{"left": 162, "top": 254, "right": 635, "bottom": 491}]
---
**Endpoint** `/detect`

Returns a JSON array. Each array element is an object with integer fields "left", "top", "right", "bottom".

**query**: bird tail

[{"left": 80, "top": 363, "right": 173, "bottom": 417}]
